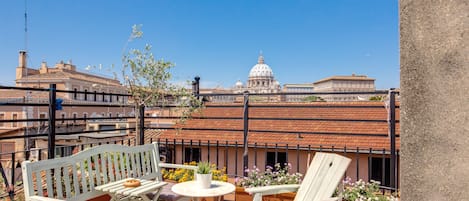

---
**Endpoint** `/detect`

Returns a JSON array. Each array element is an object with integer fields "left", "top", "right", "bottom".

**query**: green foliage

[
  {"left": 236, "top": 163, "right": 303, "bottom": 188},
  {"left": 335, "top": 178, "right": 398, "bottom": 201},
  {"left": 120, "top": 25, "right": 202, "bottom": 137},
  {"left": 303, "top": 95, "right": 325, "bottom": 102},
  {"left": 196, "top": 161, "right": 212, "bottom": 174},
  {"left": 369, "top": 95, "right": 386, "bottom": 101},
  {"left": 161, "top": 161, "right": 227, "bottom": 182}
]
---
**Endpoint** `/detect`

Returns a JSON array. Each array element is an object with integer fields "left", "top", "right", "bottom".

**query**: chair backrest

[
  {"left": 22, "top": 143, "right": 162, "bottom": 201},
  {"left": 294, "top": 152, "right": 351, "bottom": 201}
]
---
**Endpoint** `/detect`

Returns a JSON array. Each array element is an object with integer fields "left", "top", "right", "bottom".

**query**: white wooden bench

[{"left": 22, "top": 142, "right": 196, "bottom": 201}]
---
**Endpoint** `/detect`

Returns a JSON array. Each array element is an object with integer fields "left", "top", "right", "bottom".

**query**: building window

[
  {"left": 39, "top": 113, "right": 46, "bottom": 126},
  {"left": 56, "top": 146, "right": 74, "bottom": 157},
  {"left": 0, "top": 113, "right": 4, "bottom": 127},
  {"left": 369, "top": 157, "right": 390, "bottom": 187},
  {"left": 184, "top": 147, "right": 200, "bottom": 163},
  {"left": 0, "top": 142, "right": 15, "bottom": 160},
  {"left": 12, "top": 113, "right": 18, "bottom": 127},
  {"left": 160, "top": 147, "right": 174, "bottom": 163},
  {"left": 61, "top": 113, "right": 65, "bottom": 124},
  {"left": 266, "top": 151, "right": 287, "bottom": 169}
]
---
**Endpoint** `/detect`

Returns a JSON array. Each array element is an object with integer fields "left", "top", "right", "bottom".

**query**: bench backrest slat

[
  {"left": 35, "top": 171, "right": 43, "bottom": 197},
  {"left": 45, "top": 169, "right": 53, "bottom": 198},
  {"left": 22, "top": 143, "right": 162, "bottom": 201},
  {"left": 55, "top": 167, "right": 64, "bottom": 199},
  {"left": 119, "top": 152, "right": 126, "bottom": 179},
  {"left": 86, "top": 157, "right": 94, "bottom": 190},
  {"left": 63, "top": 166, "right": 72, "bottom": 198}
]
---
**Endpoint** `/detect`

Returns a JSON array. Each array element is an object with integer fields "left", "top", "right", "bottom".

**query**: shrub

[
  {"left": 337, "top": 177, "right": 398, "bottom": 201},
  {"left": 236, "top": 163, "right": 303, "bottom": 188},
  {"left": 161, "top": 161, "right": 227, "bottom": 182}
]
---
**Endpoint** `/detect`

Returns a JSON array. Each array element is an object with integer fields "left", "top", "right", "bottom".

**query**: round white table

[{"left": 171, "top": 180, "right": 236, "bottom": 201}]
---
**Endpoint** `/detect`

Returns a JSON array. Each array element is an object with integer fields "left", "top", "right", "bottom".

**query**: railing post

[
  {"left": 10, "top": 153, "right": 15, "bottom": 199},
  {"left": 0, "top": 162, "right": 11, "bottom": 199},
  {"left": 194, "top": 76, "right": 200, "bottom": 99},
  {"left": 139, "top": 104, "right": 145, "bottom": 145},
  {"left": 243, "top": 91, "right": 249, "bottom": 176},
  {"left": 48, "top": 84, "right": 56, "bottom": 159},
  {"left": 389, "top": 89, "right": 397, "bottom": 192}
]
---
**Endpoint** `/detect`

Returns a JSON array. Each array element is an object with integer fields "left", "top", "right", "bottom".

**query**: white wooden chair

[{"left": 244, "top": 152, "right": 351, "bottom": 201}]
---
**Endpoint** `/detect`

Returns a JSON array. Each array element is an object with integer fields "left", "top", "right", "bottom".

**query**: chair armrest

[
  {"left": 29, "top": 196, "right": 66, "bottom": 201},
  {"left": 244, "top": 184, "right": 300, "bottom": 195},
  {"left": 322, "top": 197, "right": 340, "bottom": 201},
  {"left": 159, "top": 163, "right": 197, "bottom": 171},
  {"left": 244, "top": 184, "right": 300, "bottom": 201}
]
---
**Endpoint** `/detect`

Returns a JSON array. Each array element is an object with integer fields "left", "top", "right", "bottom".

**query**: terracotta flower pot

[{"left": 235, "top": 186, "right": 296, "bottom": 201}]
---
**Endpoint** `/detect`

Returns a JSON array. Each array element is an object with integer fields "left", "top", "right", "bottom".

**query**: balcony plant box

[
  {"left": 235, "top": 163, "right": 301, "bottom": 201},
  {"left": 235, "top": 186, "right": 296, "bottom": 201}
]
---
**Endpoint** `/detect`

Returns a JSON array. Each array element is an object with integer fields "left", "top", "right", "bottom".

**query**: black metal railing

[{"left": 0, "top": 79, "right": 399, "bottom": 199}]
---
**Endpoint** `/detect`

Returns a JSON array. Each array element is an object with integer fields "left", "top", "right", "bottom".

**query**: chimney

[
  {"left": 16, "top": 51, "right": 28, "bottom": 80},
  {"left": 18, "top": 51, "right": 27, "bottom": 68}
]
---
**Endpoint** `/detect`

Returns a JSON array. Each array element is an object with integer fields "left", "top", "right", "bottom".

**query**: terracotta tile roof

[{"left": 153, "top": 101, "right": 400, "bottom": 150}]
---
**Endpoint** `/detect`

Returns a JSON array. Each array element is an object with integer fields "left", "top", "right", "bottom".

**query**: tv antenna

[{"left": 24, "top": 0, "right": 28, "bottom": 52}]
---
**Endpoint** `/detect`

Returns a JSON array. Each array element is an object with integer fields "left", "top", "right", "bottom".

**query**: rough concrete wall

[{"left": 400, "top": 0, "right": 468, "bottom": 200}]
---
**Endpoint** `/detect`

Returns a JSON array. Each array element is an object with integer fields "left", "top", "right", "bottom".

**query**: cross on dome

[{"left": 258, "top": 51, "right": 264, "bottom": 64}]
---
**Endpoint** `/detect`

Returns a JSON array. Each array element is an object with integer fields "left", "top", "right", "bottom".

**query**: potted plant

[
  {"left": 196, "top": 161, "right": 213, "bottom": 189},
  {"left": 235, "top": 163, "right": 303, "bottom": 201}
]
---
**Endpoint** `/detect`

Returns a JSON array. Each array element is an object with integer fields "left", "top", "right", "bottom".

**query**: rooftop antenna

[{"left": 24, "top": 0, "right": 28, "bottom": 52}]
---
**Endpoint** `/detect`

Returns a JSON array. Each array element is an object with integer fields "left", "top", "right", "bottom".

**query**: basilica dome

[
  {"left": 235, "top": 80, "right": 243, "bottom": 88},
  {"left": 249, "top": 55, "right": 273, "bottom": 78}
]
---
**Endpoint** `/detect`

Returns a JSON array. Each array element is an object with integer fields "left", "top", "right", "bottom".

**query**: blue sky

[{"left": 0, "top": 0, "right": 399, "bottom": 89}]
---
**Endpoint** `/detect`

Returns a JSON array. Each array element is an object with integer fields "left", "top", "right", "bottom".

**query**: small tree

[{"left": 122, "top": 25, "right": 200, "bottom": 144}]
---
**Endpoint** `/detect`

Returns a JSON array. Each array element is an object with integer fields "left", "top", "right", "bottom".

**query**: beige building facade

[
  {"left": 282, "top": 83, "right": 315, "bottom": 102},
  {"left": 313, "top": 74, "right": 376, "bottom": 101},
  {"left": 0, "top": 51, "right": 133, "bottom": 160}
]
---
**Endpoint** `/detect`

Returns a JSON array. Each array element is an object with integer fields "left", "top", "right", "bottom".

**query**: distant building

[
  {"left": 313, "top": 74, "right": 375, "bottom": 101},
  {"left": 234, "top": 54, "right": 281, "bottom": 94},
  {"left": 282, "top": 83, "right": 315, "bottom": 102},
  {"left": 1, "top": 51, "right": 132, "bottom": 160},
  {"left": 199, "top": 88, "right": 237, "bottom": 103}
]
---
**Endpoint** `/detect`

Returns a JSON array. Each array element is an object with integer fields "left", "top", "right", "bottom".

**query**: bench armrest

[
  {"left": 159, "top": 163, "right": 197, "bottom": 170},
  {"left": 29, "top": 196, "right": 66, "bottom": 201}
]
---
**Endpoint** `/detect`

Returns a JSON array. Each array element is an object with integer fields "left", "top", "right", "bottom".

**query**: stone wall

[{"left": 400, "top": 0, "right": 468, "bottom": 200}]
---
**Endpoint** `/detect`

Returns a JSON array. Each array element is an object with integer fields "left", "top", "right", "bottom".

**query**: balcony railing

[{"left": 0, "top": 81, "right": 399, "bottom": 200}]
